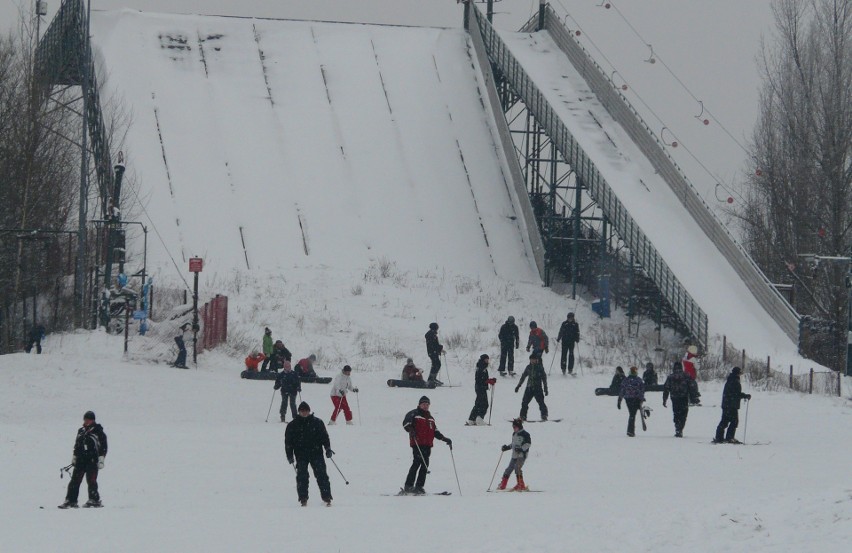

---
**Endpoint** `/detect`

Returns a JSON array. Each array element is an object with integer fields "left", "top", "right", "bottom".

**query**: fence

[{"left": 198, "top": 295, "right": 228, "bottom": 351}]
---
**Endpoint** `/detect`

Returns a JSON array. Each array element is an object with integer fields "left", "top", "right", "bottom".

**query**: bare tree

[{"left": 740, "top": 0, "right": 852, "bottom": 369}]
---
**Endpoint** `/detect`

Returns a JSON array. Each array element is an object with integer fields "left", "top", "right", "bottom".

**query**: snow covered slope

[{"left": 90, "top": 10, "right": 538, "bottom": 280}]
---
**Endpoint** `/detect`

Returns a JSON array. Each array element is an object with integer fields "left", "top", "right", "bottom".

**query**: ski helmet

[
  {"left": 429, "top": 322, "right": 439, "bottom": 330},
  {"left": 529, "top": 321, "right": 537, "bottom": 329},
  {"left": 342, "top": 365, "right": 352, "bottom": 373},
  {"left": 83, "top": 411, "right": 96, "bottom": 421}
]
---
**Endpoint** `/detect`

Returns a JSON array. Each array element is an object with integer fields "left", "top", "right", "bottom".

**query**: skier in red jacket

[{"left": 401, "top": 396, "right": 452, "bottom": 494}]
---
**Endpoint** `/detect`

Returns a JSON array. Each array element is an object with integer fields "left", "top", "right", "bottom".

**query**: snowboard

[
  {"left": 383, "top": 489, "right": 452, "bottom": 496},
  {"left": 594, "top": 388, "right": 619, "bottom": 396},
  {"left": 387, "top": 379, "right": 437, "bottom": 389},
  {"left": 300, "top": 376, "right": 332, "bottom": 384},
  {"left": 241, "top": 370, "right": 278, "bottom": 380},
  {"left": 487, "top": 489, "right": 544, "bottom": 493},
  {"left": 509, "top": 419, "right": 562, "bottom": 423}
]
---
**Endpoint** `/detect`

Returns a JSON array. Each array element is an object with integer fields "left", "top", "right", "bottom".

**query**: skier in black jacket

[
  {"left": 59, "top": 411, "right": 108, "bottom": 508},
  {"left": 662, "top": 362, "right": 694, "bottom": 437},
  {"left": 425, "top": 322, "right": 444, "bottom": 385},
  {"left": 515, "top": 354, "right": 548, "bottom": 421},
  {"left": 497, "top": 316, "right": 520, "bottom": 376},
  {"left": 274, "top": 362, "right": 302, "bottom": 423},
  {"left": 713, "top": 367, "right": 751, "bottom": 444},
  {"left": 466, "top": 354, "right": 497, "bottom": 425},
  {"left": 556, "top": 312, "right": 580, "bottom": 375},
  {"left": 285, "top": 402, "right": 333, "bottom": 506}
]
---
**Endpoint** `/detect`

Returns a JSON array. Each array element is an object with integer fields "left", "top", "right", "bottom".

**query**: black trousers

[
  {"left": 174, "top": 337, "right": 187, "bottom": 367},
  {"left": 625, "top": 398, "right": 642, "bottom": 434},
  {"left": 428, "top": 355, "right": 442, "bottom": 380},
  {"left": 25, "top": 338, "right": 42, "bottom": 354},
  {"left": 715, "top": 407, "right": 740, "bottom": 441},
  {"left": 405, "top": 445, "right": 432, "bottom": 488},
  {"left": 498, "top": 344, "right": 514, "bottom": 373},
  {"left": 520, "top": 387, "right": 548, "bottom": 420},
  {"left": 560, "top": 342, "right": 575, "bottom": 373},
  {"left": 295, "top": 453, "right": 332, "bottom": 502},
  {"left": 468, "top": 389, "right": 489, "bottom": 421},
  {"left": 279, "top": 392, "right": 297, "bottom": 420},
  {"left": 66, "top": 464, "right": 99, "bottom": 502},
  {"left": 671, "top": 397, "right": 689, "bottom": 433}
]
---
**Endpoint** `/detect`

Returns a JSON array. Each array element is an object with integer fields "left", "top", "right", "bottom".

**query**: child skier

[
  {"left": 497, "top": 418, "right": 531, "bottom": 491},
  {"left": 329, "top": 365, "right": 358, "bottom": 425}
]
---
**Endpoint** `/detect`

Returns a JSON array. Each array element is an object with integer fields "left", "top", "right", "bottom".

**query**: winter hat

[
  {"left": 265, "top": 327, "right": 271, "bottom": 334},
  {"left": 298, "top": 401, "right": 311, "bottom": 412},
  {"left": 645, "top": 362, "right": 654, "bottom": 370},
  {"left": 671, "top": 361, "right": 683, "bottom": 372},
  {"left": 615, "top": 366, "right": 624, "bottom": 374},
  {"left": 687, "top": 345, "right": 699, "bottom": 356},
  {"left": 429, "top": 322, "right": 439, "bottom": 330},
  {"left": 406, "top": 358, "right": 414, "bottom": 364},
  {"left": 731, "top": 366, "right": 742, "bottom": 376},
  {"left": 529, "top": 353, "right": 539, "bottom": 360},
  {"left": 567, "top": 312, "right": 574, "bottom": 319},
  {"left": 342, "top": 365, "right": 352, "bottom": 373},
  {"left": 83, "top": 411, "right": 96, "bottom": 421},
  {"left": 309, "top": 354, "right": 317, "bottom": 361},
  {"left": 418, "top": 396, "right": 431, "bottom": 405},
  {"left": 507, "top": 316, "right": 515, "bottom": 323},
  {"left": 479, "top": 354, "right": 490, "bottom": 361},
  {"left": 512, "top": 418, "right": 524, "bottom": 428},
  {"left": 629, "top": 366, "right": 638, "bottom": 375},
  {"left": 529, "top": 321, "right": 537, "bottom": 329}
]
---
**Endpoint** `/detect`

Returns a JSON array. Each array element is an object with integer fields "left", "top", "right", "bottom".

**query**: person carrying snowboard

[
  {"left": 466, "top": 354, "right": 496, "bottom": 425},
  {"left": 274, "top": 361, "right": 301, "bottom": 422},
  {"left": 662, "top": 361, "right": 694, "bottom": 437},
  {"left": 59, "top": 411, "right": 108, "bottom": 509},
  {"left": 618, "top": 366, "right": 646, "bottom": 437},
  {"left": 284, "top": 402, "right": 334, "bottom": 506},
  {"left": 515, "top": 353, "right": 548, "bottom": 421},
  {"left": 329, "top": 365, "right": 358, "bottom": 425},
  {"left": 402, "top": 396, "right": 452, "bottom": 494},
  {"left": 402, "top": 358, "right": 424, "bottom": 382},
  {"left": 425, "top": 322, "right": 444, "bottom": 385},
  {"left": 525, "top": 321, "right": 549, "bottom": 359},
  {"left": 497, "top": 316, "right": 519, "bottom": 376},
  {"left": 261, "top": 327, "right": 274, "bottom": 371},
  {"left": 713, "top": 366, "right": 751, "bottom": 444},
  {"left": 497, "top": 418, "right": 531, "bottom": 491},
  {"left": 556, "top": 312, "right": 580, "bottom": 375}
]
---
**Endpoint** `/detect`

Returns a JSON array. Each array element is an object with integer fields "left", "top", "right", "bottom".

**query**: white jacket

[{"left": 330, "top": 373, "right": 355, "bottom": 397}]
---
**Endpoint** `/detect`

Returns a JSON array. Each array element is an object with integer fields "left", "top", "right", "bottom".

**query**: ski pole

[
  {"left": 413, "top": 439, "right": 431, "bottom": 474},
  {"left": 486, "top": 450, "right": 505, "bottom": 491},
  {"left": 329, "top": 456, "right": 350, "bottom": 485},
  {"left": 487, "top": 382, "right": 495, "bottom": 426},
  {"left": 60, "top": 464, "right": 73, "bottom": 479},
  {"left": 449, "top": 445, "right": 462, "bottom": 496},
  {"left": 547, "top": 348, "right": 557, "bottom": 376},
  {"left": 743, "top": 397, "right": 750, "bottom": 444},
  {"left": 444, "top": 351, "right": 452, "bottom": 386},
  {"left": 356, "top": 391, "right": 361, "bottom": 425},
  {"left": 265, "top": 388, "right": 276, "bottom": 423}
]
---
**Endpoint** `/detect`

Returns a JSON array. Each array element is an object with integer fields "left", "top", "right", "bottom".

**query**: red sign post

[
  {"left": 188, "top": 257, "right": 203, "bottom": 366},
  {"left": 189, "top": 257, "right": 203, "bottom": 273}
]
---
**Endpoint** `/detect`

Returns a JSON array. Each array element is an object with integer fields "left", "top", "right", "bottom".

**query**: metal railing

[{"left": 470, "top": 5, "right": 708, "bottom": 347}]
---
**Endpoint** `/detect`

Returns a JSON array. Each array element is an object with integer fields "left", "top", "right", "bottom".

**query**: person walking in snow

[
  {"left": 401, "top": 358, "right": 424, "bottom": 382},
  {"left": 25, "top": 322, "right": 45, "bottom": 354},
  {"left": 498, "top": 316, "right": 520, "bottom": 376},
  {"left": 173, "top": 322, "right": 192, "bottom": 368},
  {"left": 497, "top": 418, "right": 531, "bottom": 491},
  {"left": 515, "top": 353, "right": 548, "bottom": 421},
  {"left": 618, "top": 367, "right": 646, "bottom": 437},
  {"left": 295, "top": 354, "right": 318, "bottom": 379},
  {"left": 261, "top": 327, "right": 274, "bottom": 371},
  {"left": 329, "top": 365, "right": 358, "bottom": 425},
  {"left": 269, "top": 340, "right": 292, "bottom": 372},
  {"left": 274, "top": 361, "right": 301, "bottom": 423},
  {"left": 402, "top": 396, "right": 452, "bottom": 494},
  {"left": 556, "top": 312, "right": 580, "bottom": 375},
  {"left": 609, "top": 366, "right": 625, "bottom": 393},
  {"left": 662, "top": 361, "right": 694, "bottom": 437},
  {"left": 58, "top": 411, "right": 108, "bottom": 509},
  {"left": 525, "top": 321, "right": 549, "bottom": 359},
  {"left": 425, "top": 322, "right": 444, "bottom": 385},
  {"left": 682, "top": 345, "right": 702, "bottom": 405},
  {"left": 285, "top": 401, "right": 334, "bottom": 506},
  {"left": 713, "top": 366, "right": 751, "bottom": 444},
  {"left": 642, "top": 362, "right": 658, "bottom": 387},
  {"left": 466, "top": 354, "right": 496, "bottom": 425}
]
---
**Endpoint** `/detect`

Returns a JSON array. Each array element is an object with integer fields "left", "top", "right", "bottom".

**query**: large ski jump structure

[{"left": 39, "top": 1, "right": 801, "bottom": 361}]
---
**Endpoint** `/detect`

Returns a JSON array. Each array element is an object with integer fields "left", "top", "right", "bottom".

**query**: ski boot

[
  {"left": 675, "top": 430, "right": 683, "bottom": 438},
  {"left": 299, "top": 499, "right": 308, "bottom": 507},
  {"left": 726, "top": 438, "right": 742, "bottom": 444},
  {"left": 58, "top": 501, "right": 78, "bottom": 509},
  {"left": 83, "top": 499, "right": 102, "bottom": 508},
  {"left": 499, "top": 371, "right": 506, "bottom": 377},
  {"left": 465, "top": 420, "right": 476, "bottom": 426},
  {"left": 322, "top": 496, "right": 333, "bottom": 506},
  {"left": 512, "top": 476, "right": 527, "bottom": 491},
  {"left": 280, "top": 415, "right": 286, "bottom": 423},
  {"left": 327, "top": 420, "right": 336, "bottom": 425},
  {"left": 412, "top": 487, "right": 427, "bottom": 496},
  {"left": 497, "top": 476, "right": 509, "bottom": 490},
  {"left": 346, "top": 420, "right": 354, "bottom": 426}
]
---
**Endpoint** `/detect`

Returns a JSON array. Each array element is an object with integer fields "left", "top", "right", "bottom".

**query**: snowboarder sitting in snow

[
  {"left": 642, "top": 362, "right": 658, "bottom": 386},
  {"left": 497, "top": 418, "right": 531, "bottom": 491},
  {"left": 466, "top": 354, "right": 496, "bottom": 425},
  {"left": 329, "top": 365, "right": 358, "bottom": 425},
  {"left": 285, "top": 402, "right": 333, "bottom": 506},
  {"left": 402, "top": 396, "right": 452, "bottom": 495},
  {"left": 269, "top": 340, "right": 292, "bottom": 372},
  {"left": 244, "top": 352, "right": 266, "bottom": 373},
  {"left": 713, "top": 366, "right": 751, "bottom": 444},
  {"left": 59, "top": 411, "right": 108, "bottom": 509},
  {"left": 274, "top": 362, "right": 301, "bottom": 423},
  {"left": 402, "top": 358, "right": 424, "bottom": 382},
  {"left": 295, "top": 354, "right": 318, "bottom": 379},
  {"left": 618, "top": 366, "right": 646, "bottom": 437},
  {"left": 609, "top": 366, "right": 625, "bottom": 393},
  {"left": 515, "top": 353, "right": 548, "bottom": 421}
]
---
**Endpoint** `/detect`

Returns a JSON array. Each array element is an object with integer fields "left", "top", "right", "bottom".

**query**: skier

[
  {"left": 329, "top": 365, "right": 358, "bottom": 425},
  {"left": 617, "top": 367, "right": 646, "bottom": 437},
  {"left": 525, "top": 321, "right": 549, "bottom": 359},
  {"left": 401, "top": 358, "right": 424, "bottom": 382},
  {"left": 173, "top": 322, "right": 192, "bottom": 368},
  {"left": 466, "top": 354, "right": 496, "bottom": 425},
  {"left": 244, "top": 351, "right": 266, "bottom": 373},
  {"left": 497, "top": 316, "right": 520, "bottom": 377},
  {"left": 269, "top": 340, "right": 292, "bottom": 372},
  {"left": 402, "top": 396, "right": 452, "bottom": 494},
  {"left": 295, "top": 354, "right": 318, "bottom": 378},
  {"left": 682, "top": 345, "right": 702, "bottom": 405},
  {"left": 58, "top": 411, "right": 108, "bottom": 508},
  {"left": 609, "top": 366, "right": 625, "bottom": 393},
  {"left": 25, "top": 322, "right": 45, "bottom": 354},
  {"left": 515, "top": 353, "right": 549, "bottom": 421},
  {"left": 274, "top": 361, "right": 301, "bottom": 423},
  {"left": 662, "top": 361, "right": 694, "bottom": 437},
  {"left": 556, "top": 312, "right": 580, "bottom": 375},
  {"left": 713, "top": 366, "right": 752, "bottom": 444},
  {"left": 497, "top": 418, "right": 531, "bottom": 491},
  {"left": 284, "top": 401, "right": 334, "bottom": 506},
  {"left": 261, "top": 327, "right": 273, "bottom": 371},
  {"left": 642, "top": 362, "right": 658, "bottom": 386},
  {"left": 425, "top": 322, "right": 444, "bottom": 385}
]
